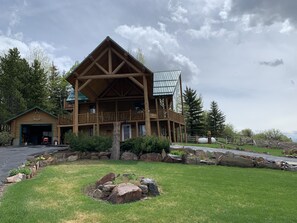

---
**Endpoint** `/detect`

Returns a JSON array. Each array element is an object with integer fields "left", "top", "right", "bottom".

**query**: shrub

[
  {"left": 170, "top": 150, "right": 186, "bottom": 156},
  {"left": 121, "top": 136, "right": 170, "bottom": 155},
  {"left": 0, "top": 131, "right": 12, "bottom": 146},
  {"left": 64, "top": 132, "right": 112, "bottom": 152},
  {"left": 9, "top": 167, "right": 31, "bottom": 176}
]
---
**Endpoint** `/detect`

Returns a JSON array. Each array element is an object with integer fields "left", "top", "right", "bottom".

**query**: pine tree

[
  {"left": 207, "top": 101, "right": 225, "bottom": 137},
  {"left": 47, "top": 63, "right": 69, "bottom": 115},
  {"left": 183, "top": 87, "right": 204, "bottom": 136},
  {"left": 23, "top": 59, "right": 48, "bottom": 108},
  {"left": 0, "top": 48, "right": 29, "bottom": 122}
]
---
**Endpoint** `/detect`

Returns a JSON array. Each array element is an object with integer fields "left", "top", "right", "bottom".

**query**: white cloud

[
  {"left": 115, "top": 24, "right": 199, "bottom": 82},
  {"left": 219, "top": 0, "right": 232, "bottom": 20},
  {"left": 280, "top": 19, "right": 293, "bottom": 33},
  {"left": 186, "top": 22, "right": 230, "bottom": 39},
  {"left": 115, "top": 24, "right": 179, "bottom": 53},
  {"left": 168, "top": 1, "right": 189, "bottom": 24},
  {"left": 0, "top": 34, "right": 74, "bottom": 72}
]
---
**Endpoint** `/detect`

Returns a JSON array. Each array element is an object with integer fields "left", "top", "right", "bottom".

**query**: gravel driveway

[{"left": 0, "top": 146, "right": 64, "bottom": 185}]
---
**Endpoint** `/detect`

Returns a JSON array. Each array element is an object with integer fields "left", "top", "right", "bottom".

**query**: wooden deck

[{"left": 58, "top": 109, "right": 185, "bottom": 126}]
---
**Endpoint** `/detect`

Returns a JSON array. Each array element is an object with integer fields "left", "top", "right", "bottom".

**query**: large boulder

[
  {"left": 163, "top": 154, "right": 182, "bottom": 163},
  {"left": 121, "top": 152, "right": 138, "bottom": 161},
  {"left": 217, "top": 152, "right": 254, "bottom": 168},
  {"left": 140, "top": 153, "right": 162, "bottom": 162},
  {"left": 182, "top": 154, "right": 200, "bottom": 165},
  {"left": 140, "top": 178, "right": 160, "bottom": 196},
  {"left": 95, "top": 173, "right": 116, "bottom": 187},
  {"left": 67, "top": 155, "right": 78, "bottom": 162},
  {"left": 6, "top": 173, "right": 26, "bottom": 183},
  {"left": 107, "top": 183, "right": 142, "bottom": 204}
]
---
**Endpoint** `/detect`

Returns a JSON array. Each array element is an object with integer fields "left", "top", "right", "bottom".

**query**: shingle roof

[
  {"left": 153, "top": 70, "right": 181, "bottom": 96},
  {"left": 5, "top": 106, "right": 57, "bottom": 123}
]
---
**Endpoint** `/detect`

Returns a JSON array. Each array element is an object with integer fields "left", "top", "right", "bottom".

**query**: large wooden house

[{"left": 58, "top": 36, "right": 185, "bottom": 143}]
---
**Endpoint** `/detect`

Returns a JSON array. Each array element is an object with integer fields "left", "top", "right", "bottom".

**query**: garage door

[{"left": 20, "top": 124, "right": 52, "bottom": 145}]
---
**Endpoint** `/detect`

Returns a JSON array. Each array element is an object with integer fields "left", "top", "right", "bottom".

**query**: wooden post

[
  {"left": 73, "top": 79, "right": 79, "bottom": 135},
  {"left": 179, "top": 123, "right": 183, "bottom": 142},
  {"left": 136, "top": 121, "right": 139, "bottom": 137},
  {"left": 115, "top": 101, "right": 118, "bottom": 122},
  {"left": 173, "top": 122, "right": 176, "bottom": 143},
  {"left": 96, "top": 100, "right": 100, "bottom": 135},
  {"left": 155, "top": 98, "right": 160, "bottom": 137},
  {"left": 57, "top": 126, "right": 61, "bottom": 144},
  {"left": 166, "top": 97, "right": 172, "bottom": 142},
  {"left": 143, "top": 75, "right": 151, "bottom": 135},
  {"left": 93, "top": 124, "right": 96, "bottom": 136},
  {"left": 111, "top": 122, "right": 120, "bottom": 160},
  {"left": 184, "top": 125, "right": 187, "bottom": 143},
  {"left": 108, "top": 48, "right": 112, "bottom": 73},
  {"left": 179, "top": 75, "right": 184, "bottom": 115}
]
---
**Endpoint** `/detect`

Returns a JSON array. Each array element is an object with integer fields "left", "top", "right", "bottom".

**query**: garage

[
  {"left": 6, "top": 107, "right": 58, "bottom": 146},
  {"left": 21, "top": 124, "right": 52, "bottom": 145}
]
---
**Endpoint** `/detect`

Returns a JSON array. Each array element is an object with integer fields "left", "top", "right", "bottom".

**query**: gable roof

[
  {"left": 153, "top": 70, "right": 181, "bottom": 96},
  {"left": 66, "top": 36, "right": 154, "bottom": 101},
  {"left": 5, "top": 106, "right": 57, "bottom": 123}
]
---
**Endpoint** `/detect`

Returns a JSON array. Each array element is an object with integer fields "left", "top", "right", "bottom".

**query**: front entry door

[{"left": 122, "top": 124, "right": 131, "bottom": 141}]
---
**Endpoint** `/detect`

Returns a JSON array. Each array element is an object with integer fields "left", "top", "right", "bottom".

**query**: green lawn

[
  {"left": 178, "top": 143, "right": 284, "bottom": 157},
  {"left": 1, "top": 160, "right": 297, "bottom": 223}
]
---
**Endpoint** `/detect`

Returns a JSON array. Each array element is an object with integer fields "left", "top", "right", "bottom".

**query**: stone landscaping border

[{"left": 4, "top": 145, "right": 297, "bottom": 185}]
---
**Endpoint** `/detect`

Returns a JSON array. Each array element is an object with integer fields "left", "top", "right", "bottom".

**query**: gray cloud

[
  {"left": 230, "top": 0, "right": 297, "bottom": 28},
  {"left": 259, "top": 59, "right": 284, "bottom": 67}
]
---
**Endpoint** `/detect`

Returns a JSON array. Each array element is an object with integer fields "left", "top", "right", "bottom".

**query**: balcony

[{"left": 58, "top": 109, "right": 185, "bottom": 126}]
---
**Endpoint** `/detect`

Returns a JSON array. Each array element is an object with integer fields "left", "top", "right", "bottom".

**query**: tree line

[
  {"left": 183, "top": 87, "right": 225, "bottom": 137},
  {"left": 0, "top": 48, "right": 72, "bottom": 124},
  {"left": 182, "top": 87, "right": 291, "bottom": 142}
]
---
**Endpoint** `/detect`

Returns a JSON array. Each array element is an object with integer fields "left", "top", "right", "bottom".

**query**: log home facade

[{"left": 58, "top": 37, "right": 185, "bottom": 143}]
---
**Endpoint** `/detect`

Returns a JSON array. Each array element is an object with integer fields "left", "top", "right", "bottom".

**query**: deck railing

[{"left": 58, "top": 109, "right": 184, "bottom": 125}]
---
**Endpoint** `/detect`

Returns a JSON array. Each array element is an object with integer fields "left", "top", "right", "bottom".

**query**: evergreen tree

[
  {"left": 47, "top": 63, "right": 69, "bottom": 115},
  {"left": 183, "top": 87, "right": 204, "bottom": 136},
  {"left": 24, "top": 59, "right": 48, "bottom": 108},
  {"left": 207, "top": 101, "right": 225, "bottom": 137},
  {"left": 0, "top": 48, "right": 29, "bottom": 122}
]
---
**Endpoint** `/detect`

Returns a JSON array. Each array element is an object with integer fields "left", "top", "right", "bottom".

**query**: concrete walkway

[
  {"left": 0, "top": 146, "right": 65, "bottom": 185},
  {"left": 171, "top": 144, "right": 297, "bottom": 163}
]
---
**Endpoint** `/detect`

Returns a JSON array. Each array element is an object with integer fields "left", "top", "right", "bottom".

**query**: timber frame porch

[{"left": 61, "top": 36, "right": 186, "bottom": 144}]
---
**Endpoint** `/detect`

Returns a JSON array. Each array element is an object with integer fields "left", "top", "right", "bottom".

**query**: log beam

[
  {"left": 80, "top": 48, "right": 108, "bottom": 77},
  {"left": 78, "top": 79, "right": 92, "bottom": 91},
  {"left": 166, "top": 97, "right": 172, "bottom": 142},
  {"left": 128, "top": 77, "right": 144, "bottom": 89},
  {"left": 78, "top": 73, "right": 144, "bottom": 80},
  {"left": 143, "top": 75, "right": 151, "bottom": 136},
  {"left": 73, "top": 79, "right": 79, "bottom": 135},
  {"left": 155, "top": 98, "right": 160, "bottom": 137},
  {"left": 112, "top": 61, "right": 125, "bottom": 74},
  {"left": 108, "top": 48, "right": 112, "bottom": 73}
]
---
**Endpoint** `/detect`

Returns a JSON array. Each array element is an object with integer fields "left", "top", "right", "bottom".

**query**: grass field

[
  {"left": 178, "top": 143, "right": 284, "bottom": 157},
  {"left": 0, "top": 160, "right": 296, "bottom": 223}
]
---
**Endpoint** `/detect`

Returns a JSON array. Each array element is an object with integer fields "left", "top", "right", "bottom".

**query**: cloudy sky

[{"left": 0, "top": 0, "right": 296, "bottom": 138}]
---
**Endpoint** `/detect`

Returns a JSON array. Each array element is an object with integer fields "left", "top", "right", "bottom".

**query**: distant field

[
  {"left": 0, "top": 160, "right": 297, "bottom": 223},
  {"left": 178, "top": 142, "right": 284, "bottom": 157}
]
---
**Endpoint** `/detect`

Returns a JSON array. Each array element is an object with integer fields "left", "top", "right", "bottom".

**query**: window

[
  {"left": 89, "top": 104, "right": 96, "bottom": 113},
  {"left": 122, "top": 124, "right": 131, "bottom": 141},
  {"left": 139, "top": 124, "right": 146, "bottom": 136}
]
